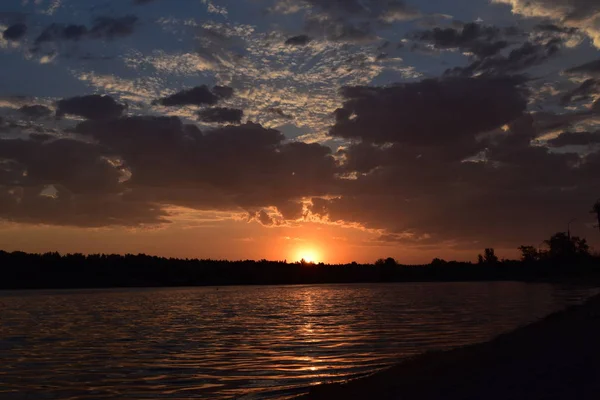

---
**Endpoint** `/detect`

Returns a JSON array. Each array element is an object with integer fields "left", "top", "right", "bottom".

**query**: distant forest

[{"left": 1, "top": 231, "right": 599, "bottom": 290}]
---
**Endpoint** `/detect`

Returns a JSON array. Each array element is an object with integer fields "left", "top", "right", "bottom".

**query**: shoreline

[
  {"left": 298, "top": 293, "right": 600, "bottom": 399},
  {"left": 3, "top": 276, "right": 600, "bottom": 291}
]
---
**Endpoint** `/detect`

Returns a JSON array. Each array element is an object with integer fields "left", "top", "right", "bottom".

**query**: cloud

[
  {"left": 492, "top": 0, "right": 600, "bottom": 48},
  {"left": 2, "top": 81, "right": 600, "bottom": 247},
  {"left": 0, "top": 185, "right": 168, "bottom": 228},
  {"left": 75, "top": 72, "right": 164, "bottom": 104},
  {"left": 285, "top": 34, "right": 312, "bottom": 46},
  {"left": 73, "top": 118, "right": 337, "bottom": 209},
  {"left": 312, "top": 127, "right": 600, "bottom": 248},
  {"left": 128, "top": 19, "right": 414, "bottom": 137},
  {"left": 266, "top": 107, "right": 294, "bottom": 120},
  {"left": 304, "top": 17, "right": 378, "bottom": 43},
  {"left": 0, "top": 138, "right": 121, "bottom": 193},
  {"left": 286, "top": 0, "right": 421, "bottom": 22},
  {"left": 212, "top": 85, "right": 235, "bottom": 99},
  {"left": 255, "top": 209, "right": 275, "bottom": 226},
  {"left": 535, "top": 23, "right": 578, "bottom": 34},
  {"left": 3, "top": 23, "right": 26, "bottom": 41},
  {"left": 198, "top": 107, "right": 244, "bottom": 124},
  {"left": 412, "top": 22, "right": 509, "bottom": 58},
  {"left": 297, "top": 73, "right": 600, "bottom": 248},
  {"left": 565, "top": 59, "right": 600, "bottom": 78},
  {"left": 547, "top": 131, "right": 600, "bottom": 147},
  {"left": 0, "top": 117, "right": 330, "bottom": 227},
  {"left": 560, "top": 79, "right": 600, "bottom": 105},
  {"left": 89, "top": 15, "right": 138, "bottom": 40},
  {"left": 19, "top": 105, "right": 53, "bottom": 119},
  {"left": 271, "top": 0, "right": 421, "bottom": 43},
  {"left": 29, "top": 133, "right": 54, "bottom": 142},
  {"left": 34, "top": 15, "right": 138, "bottom": 46},
  {"left": 409, "top": 19, "right": 576, "bottom": 78},
  {"left": 56, "top": 95, "right": 126, "bottom": 120},
  {"left": 155, "top": 85, "right": 219, "bottom": 107},
  {"left": 35, "top": 24, "right": 88, "bottom": 44},
  {"left": 330, "top": 76, "right": 527, "bottom": 145},
  {"left": 445, "top": 39, "right": 562, "bottom": 77}
]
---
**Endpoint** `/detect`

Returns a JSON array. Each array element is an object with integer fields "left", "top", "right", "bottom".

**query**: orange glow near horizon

[{"left": 295, "top": 247, "right": 321, "bottom": 263}]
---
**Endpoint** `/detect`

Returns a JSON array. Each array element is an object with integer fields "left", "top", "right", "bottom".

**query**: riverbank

[{"left": 299, "top": 293, "right": 600, "bottom": 400}]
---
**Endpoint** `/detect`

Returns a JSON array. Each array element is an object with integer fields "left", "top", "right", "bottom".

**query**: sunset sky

[{"left": 1, "top": 0, "right": 599, "bottom": 264}]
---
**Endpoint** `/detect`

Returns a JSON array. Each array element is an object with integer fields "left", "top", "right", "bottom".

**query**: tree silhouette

[
  {"left": 484, "top": 248, "right": 499, "bottom": 264},
  {"left": 544, "top": 232, "right": 590, "bottom": 260},
  {"left": 518, "top": 246, "right": 539, "bottom": 263},
  {"left": 0, "top": 242, "right": 598, "bottom": 290},
  {"left": 592, "top": 199, "right": 600, "bottom": 233},
  {"left": 375, "top": 257, "right": 397, "bottom": 267}
]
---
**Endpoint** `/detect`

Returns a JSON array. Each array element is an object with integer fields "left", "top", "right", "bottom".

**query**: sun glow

[{"left": 296, "top": 248, "right": 321, "bottom": 263}]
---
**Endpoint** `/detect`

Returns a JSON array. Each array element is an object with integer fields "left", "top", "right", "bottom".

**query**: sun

[{"left": 296, "top": 248, "right": 321, "bottom": 264}]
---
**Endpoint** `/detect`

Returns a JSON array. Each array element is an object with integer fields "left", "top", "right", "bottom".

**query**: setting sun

[{"left": 296, "top": 248, "right": 321, "bottom": 264}]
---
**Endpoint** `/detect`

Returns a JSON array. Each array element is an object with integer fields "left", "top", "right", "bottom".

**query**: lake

[{"left": 1, "top": 282, "right": 598, "bottom": 399}]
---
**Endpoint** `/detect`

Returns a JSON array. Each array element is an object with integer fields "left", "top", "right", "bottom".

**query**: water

[{"left": 0, "top": 282, "right": 597, "bottom": 399}]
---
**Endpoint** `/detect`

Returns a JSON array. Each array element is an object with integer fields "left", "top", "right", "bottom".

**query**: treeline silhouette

[{"left": 1, "top": 231, "right": 598, "bottom": 290}]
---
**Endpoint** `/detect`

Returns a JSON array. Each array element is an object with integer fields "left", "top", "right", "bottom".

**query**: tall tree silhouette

[
  {"left": 544, "top": 232, "right": 590, "bottom": 260},
  {"left": 592, "top": 199, "right": 600, "bottom": 233}
]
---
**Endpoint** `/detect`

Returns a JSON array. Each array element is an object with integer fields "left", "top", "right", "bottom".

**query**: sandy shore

[{"left": 299, "top": 294, "right": 600, "bottom": 400}]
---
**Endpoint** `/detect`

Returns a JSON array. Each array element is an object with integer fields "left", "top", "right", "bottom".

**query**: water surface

[{"left": 0, "top": 282, "right": 597, "bottom": 399}]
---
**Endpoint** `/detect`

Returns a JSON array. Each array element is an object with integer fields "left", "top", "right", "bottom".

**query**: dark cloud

[
  {"left": 331, "top": 76, "right": 527, "bottom": 145},
  {"left": 560, "top": 79, "right": 600, "bottom": 105},
  {"left": 413, "top": 22, "right": 509, "bottom": 58},
  {"left": 133, "top": 0, "right": 156, "bottom": 4},
  {"left": 0, "top": 117, "right": 331, "bottom": 227},
  {"left": 285, "top": 34, "right": 312, "bottom": 46},
  {"left": 74, "top": 118, "right": 336, "bottom": 206},
  {"left": 255, "top": 210, "right": 275, "bottom": 226},
  {"left": 2, "top": 76, "right": 599, "bottom": 250},
  {"left": 198, "top": 108, "right": 243, "bottom": 124},
  {"left": 491, "top": 0, "right": 600, "bottom": 50},
  {"left": 300, "top": 0, "right": 420, "bottom": 22},
  {"left": 299, "top": 74, "right": 600, "bottom": 248},
  {"left": 212, "top": 85, "right": 235, "bottom": 100},
  {"left": 0, "top": 134, "right": 155, "bottom": 227},
  {"left": 0, "top": 184, "right": 168, "bottom": 227},
  {"left": 18, "top": 105, "right": 52, "bottom": 119},
  {"left": 89, "top": 15, "right": 138, "bottom": 40},
  {"left": 275, "top": 200, "right": 304, "bottom": 220},
  {"left": 535, "top": 23, "right": 578, "bottom": 34},
  {"left": 29, "top": 133, "right": 54, "bottom": 142},
  {"left": 35, "top": 24, "right": 88, "bottom": 44},
  {"left": 273, "top": 0, "right": 420, "bottom": 43},
  {"left": 0, "top": 138, "right": 121, "bottom": 194},
  {"left": 3, "top": 23, "right": 27, "bottom": 41},
  {"left": 565, "top": 59, "right": 600, "bottom": 78},
  {"left": 313, "top": 117, "right": 600, "bottom": 247},
  {"left": 156, "top": 85, "right": 219, "bottom": 107},
  {"left": 305, "top": 17, "right": 377, "bottom": 43},
  {"left": 413, "top": 21, "right": 570, "bottom": 78},
  {"left": 266, "top": 107, "right": 294, "bottom": 120},
  {"left": 56, "top": 95, "right": 126, "bottom": 120},
  {"left": 547, "top": 131, "right": 600, "bottom": 147},
  {"left": 445, "top": 39, "right": 561, "bottom": 77},
  {"left": 34, "top": 15, "right": 137, "bottom": 46}
]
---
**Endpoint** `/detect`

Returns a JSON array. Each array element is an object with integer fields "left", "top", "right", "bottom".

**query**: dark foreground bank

[{"left": 299, "top": 293, "right": 600, "bottom": 400}]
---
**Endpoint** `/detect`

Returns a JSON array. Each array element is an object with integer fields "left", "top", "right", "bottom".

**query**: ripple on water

[{"left": 0, "top": 282, "right": 597, "bottom": 399}]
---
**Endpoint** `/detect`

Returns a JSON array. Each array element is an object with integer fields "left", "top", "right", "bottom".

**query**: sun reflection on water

[{"left": 0, "top": 284, "right": 597, "bottom": 400}]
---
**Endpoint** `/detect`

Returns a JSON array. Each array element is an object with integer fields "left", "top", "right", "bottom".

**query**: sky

[{"left": 0, "top": 0, "right": 599, "bottom": 264}]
